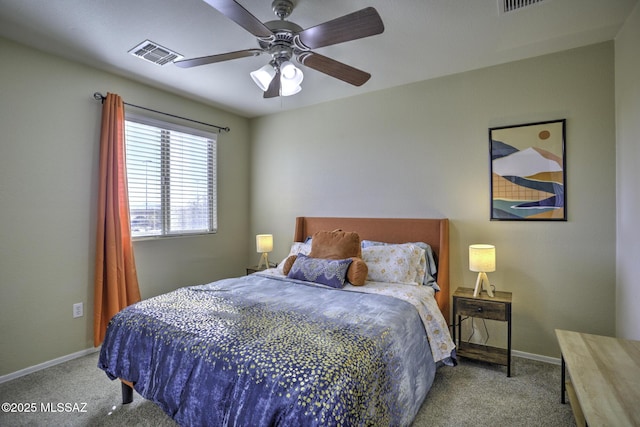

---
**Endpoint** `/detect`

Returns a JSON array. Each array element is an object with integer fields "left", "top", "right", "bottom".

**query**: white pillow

[
  {"left": 277, "top": 242, "right": 312, "bottom": 274},
  {"left": 414, "top": 250, "right": 428, "bottom": 286},
  {"left": 362, "top": 243, "right": 425, "bottom": 285}
]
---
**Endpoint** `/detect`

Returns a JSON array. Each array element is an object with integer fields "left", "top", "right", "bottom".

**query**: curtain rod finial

[{"left": 93, "top": 92, "right": 106, "bottom": 103}]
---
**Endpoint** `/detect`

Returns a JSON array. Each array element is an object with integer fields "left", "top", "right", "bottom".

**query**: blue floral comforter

[{"left": 98, "top": 273, "right": 454, "bottom": 426}]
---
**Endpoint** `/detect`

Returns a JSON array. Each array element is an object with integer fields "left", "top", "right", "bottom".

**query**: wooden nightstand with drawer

[
  {"left": 452, "top": 287, "right": 512, "bottom": 376},
  {"left": 246, "top": 263, "right": 276, "bottom": 275}
]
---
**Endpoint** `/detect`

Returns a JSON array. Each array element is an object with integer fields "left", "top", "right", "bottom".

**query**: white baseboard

[
  {"left": 0, "top": 346, "right": 560, "bottom": 384},
  {"left": 513, "top": 349, "right": 561, "bottom": 365},
  {"left": 0, "top": 346, "right": 101, "bottom": 384}
]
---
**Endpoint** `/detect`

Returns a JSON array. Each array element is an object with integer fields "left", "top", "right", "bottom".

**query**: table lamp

[
  {"left": 256, "top": 234, "right": 273, "bottom": 270},
  {"left": 469, "top": 244, "right": 495, "bottom": 297}
]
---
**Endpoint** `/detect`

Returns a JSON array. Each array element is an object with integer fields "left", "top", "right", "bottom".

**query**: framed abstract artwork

[{"left": 489, "top": 119, "right": 566, "bottom": 221}]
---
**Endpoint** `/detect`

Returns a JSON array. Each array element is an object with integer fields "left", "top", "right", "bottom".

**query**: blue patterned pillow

[{"left": 287, "top": 254, "right": 352, "bottom": 289}]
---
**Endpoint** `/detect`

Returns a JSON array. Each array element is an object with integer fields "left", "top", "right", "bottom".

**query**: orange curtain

[{"left": 93, "top": 93, "right": 141, "bottom": 347}]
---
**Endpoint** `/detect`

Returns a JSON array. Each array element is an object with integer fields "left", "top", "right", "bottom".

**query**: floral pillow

[
  {"left": 287, "top": 254, "right": 352, "bottom": 289},
  {"left": 361, "top": 243, "right": 425, "bottom": 285},
  {"left": 361, "top": 240, "right": 438, "bottom": 290}
]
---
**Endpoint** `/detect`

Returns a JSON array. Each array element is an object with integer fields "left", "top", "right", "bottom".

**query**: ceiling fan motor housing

[{"left": 261, "top": 21, "right": 304, "bottom": 63}]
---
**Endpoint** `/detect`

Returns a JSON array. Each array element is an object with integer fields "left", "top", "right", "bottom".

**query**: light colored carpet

[
  {"left": 415, "top": 356, "right": 576, "bottom": 426},
  {"left": 0, "top": 352, "right": 575, "bottom": 426}
]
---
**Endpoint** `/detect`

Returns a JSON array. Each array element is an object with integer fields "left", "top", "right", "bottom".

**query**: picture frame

[{"left": 489, "top": 119, "right": 566, "bottom": 221}]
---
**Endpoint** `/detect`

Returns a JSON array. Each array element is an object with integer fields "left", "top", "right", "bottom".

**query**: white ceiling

[{"left": 0, "top": 0, "right": 637, "bottom": 118}]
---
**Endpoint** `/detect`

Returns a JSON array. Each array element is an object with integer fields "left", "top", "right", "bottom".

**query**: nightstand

[
  {"left": 246, "top": 263, "right": 275, "bottom": 275},
  {"left": 452, "top": 287, "right": 512, "bottom": 376}
]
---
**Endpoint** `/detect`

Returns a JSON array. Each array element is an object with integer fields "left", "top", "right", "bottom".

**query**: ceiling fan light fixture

[
  {"left": 279, "top": 60, "right": 303, "bottom": 96},
  {"left": 280, "top": 61, "right": 303, "bottom": 85},
  {"left": 250, "top": 63, "right": 277, "bottom": 91},
  {"left": 280, "top": 82, "right": 302, "bottom": 96}
]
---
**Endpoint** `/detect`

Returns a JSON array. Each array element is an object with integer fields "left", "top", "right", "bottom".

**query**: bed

[{"left": 98, "top": 217, "right": 455, "bottom": 426}]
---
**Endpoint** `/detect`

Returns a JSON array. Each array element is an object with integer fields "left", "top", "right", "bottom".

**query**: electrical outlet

[{"left": 73, "top": 302, "right": 83, "bottom": 318}]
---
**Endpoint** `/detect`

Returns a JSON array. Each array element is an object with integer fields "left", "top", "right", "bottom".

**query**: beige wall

[
  {"left": 616, "top": 2, "right": 640, "bottom": 341},
  {"left": 250, "top": 42, "right": 617, "bottom": 358},
  {"left": 0, "top": 38, "right": 252, "bottom": 376}
]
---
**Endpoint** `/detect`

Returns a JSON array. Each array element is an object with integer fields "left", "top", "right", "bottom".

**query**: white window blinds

[{"left": 124, "top": 114, "right": 217, "bottom": 238}]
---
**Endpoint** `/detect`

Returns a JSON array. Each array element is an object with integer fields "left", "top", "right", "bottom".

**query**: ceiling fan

[{"left": 174, "top": 0, "right": 384, "bottom": 98}]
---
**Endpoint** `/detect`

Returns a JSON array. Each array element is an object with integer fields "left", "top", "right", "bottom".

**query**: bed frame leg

[{"left": 121, "top": 381, "right": 133, "bottom": 404}]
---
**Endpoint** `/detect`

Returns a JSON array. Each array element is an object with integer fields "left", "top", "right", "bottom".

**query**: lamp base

[
  {"left": 473, "top": 272, "right": 495, "bottom": 297},
  {"left": 257, "top": 252, "right": 270, "bottom": 270}
]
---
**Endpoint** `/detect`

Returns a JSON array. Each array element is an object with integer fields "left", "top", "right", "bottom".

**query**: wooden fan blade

[
  {"left": 202, "top": 0, "right": 273, "bottom": 38},
  {"left": 298, "top": 52, "right": 371, "bottom": 86},
  {"left": 264, "top": 69, "right": 281, "bottom": 98},
  {"left": 174, "top": 49, "right": 263, "bottom": 68},
  {"left": 297, "top": 7, "right": 384, "bottom": 50}
]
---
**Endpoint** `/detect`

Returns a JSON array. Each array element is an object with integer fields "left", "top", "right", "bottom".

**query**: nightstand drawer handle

[{"left": 477, "top": 307, "right": 483, "bottom": 312}]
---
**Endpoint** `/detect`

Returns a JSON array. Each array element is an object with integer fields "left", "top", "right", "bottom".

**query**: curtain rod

[{"left": 93, "top": 92, "right": 230, "bottom": 133}]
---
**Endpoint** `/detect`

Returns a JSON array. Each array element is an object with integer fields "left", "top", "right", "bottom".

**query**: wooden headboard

[{"left": 294, "top": 217, "right": 450, "bottom": 323}]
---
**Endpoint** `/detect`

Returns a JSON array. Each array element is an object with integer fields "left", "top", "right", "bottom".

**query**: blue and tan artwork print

[{"left": 491, "top": 122, "right": 565, "bottom": 220}]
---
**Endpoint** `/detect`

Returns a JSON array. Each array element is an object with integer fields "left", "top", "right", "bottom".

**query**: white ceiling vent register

[
  {"left": 499, "top": 0, "right": 547, "bottom": 14},
  {"left": 129, "top": 40, "right": 183, "bottom": 66}
]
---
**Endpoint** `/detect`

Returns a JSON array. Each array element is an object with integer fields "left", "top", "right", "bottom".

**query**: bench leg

[{"left": 560, "top": 355, "right": 566, "bottom": 404}]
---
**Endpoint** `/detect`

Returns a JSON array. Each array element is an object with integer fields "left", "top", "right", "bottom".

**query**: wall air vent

[
  {"left": 129, "top": 40, "right": 183, "bottom": 66},
  {"left": 499, "top": 0, "right": 546, "bottom": 14}
]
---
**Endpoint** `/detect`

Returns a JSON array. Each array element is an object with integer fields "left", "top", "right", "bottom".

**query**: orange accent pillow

[
  {"left": 282, "top": 255, "right": 297, "bottom": 275},
  {"left": 347, "top": 257, "right": 368, "bottom": 286},
  {"left": 309, "top": 230, "right": 367, "bottom": 286},
  {"left": 309, "top": 230, "right": 362, "bottom": 259}
]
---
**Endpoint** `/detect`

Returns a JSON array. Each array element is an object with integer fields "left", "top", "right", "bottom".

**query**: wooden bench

[{"left": 555, "top": 329, "right": 640, "bottom": 427}]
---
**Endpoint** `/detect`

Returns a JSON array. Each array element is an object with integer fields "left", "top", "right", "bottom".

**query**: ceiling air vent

[
  {"left": 499, "top": 0, "right": 546, "bottom": 14},
  {"left": 129, "top": 40, "right": 183, "bottom": 66}
]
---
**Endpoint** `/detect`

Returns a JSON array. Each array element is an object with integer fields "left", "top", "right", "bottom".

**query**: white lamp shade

[
  {"left": 256, "top": 234, "right": 273, "bottom": 253},
  {"left": 280, "top": 61, "right": 303, "bottom": 84},
  {"left": 469, "top": 244, "right": 496, "bottom": 272},
  {"left": 280, "top": 82, "right": 302, "bottom": 96},
  {"left": 280, "top": 61, "right": 303, "bottom": 96},
  {"left": 250, "top": 64, "right": 276, "bottom": 91}
]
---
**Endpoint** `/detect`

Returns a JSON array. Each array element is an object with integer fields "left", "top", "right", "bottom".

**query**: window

[{"left": 124, "top": 114, "right": 217, "bottom": 238}]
